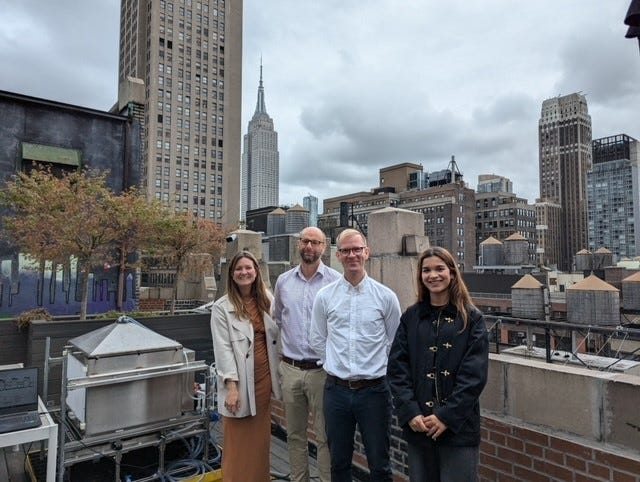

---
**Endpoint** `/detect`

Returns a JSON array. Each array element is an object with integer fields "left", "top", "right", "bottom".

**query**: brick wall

[
  {"left": 480, "top": 415, "right": 640, "bottom": 482},
  {"left": 138, "top": 298, "right": 167, "bottom": 311},
  {"left": 272, "top": 405, "right": 640, "bottom": 481}
]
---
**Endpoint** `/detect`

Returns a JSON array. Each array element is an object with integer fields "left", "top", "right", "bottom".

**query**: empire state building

[{"left": 241, "top": 64, "right": 279, "bottom": 220}]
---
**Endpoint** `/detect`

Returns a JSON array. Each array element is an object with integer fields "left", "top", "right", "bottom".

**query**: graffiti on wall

[{"left": 0, "top": 253, "right": 135, "bottom": 317}]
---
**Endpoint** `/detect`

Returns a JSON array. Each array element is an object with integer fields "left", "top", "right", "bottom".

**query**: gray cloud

[
  {"left": 555, "top": 23, "right": 640, "bottom": 106},
  {"left": 1, "top": 0, "right": 637, "bottom": 210},
  {"left": 0, "top": 0, "right": 118, "bottom": 109}
]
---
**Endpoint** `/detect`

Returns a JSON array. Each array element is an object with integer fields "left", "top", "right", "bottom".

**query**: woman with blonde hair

[
  {"left": 387, "top": 247, "right": 488, "bottom": 482},
  {"left": 211, "top": 251, "right": 281, "bottom": 481}
]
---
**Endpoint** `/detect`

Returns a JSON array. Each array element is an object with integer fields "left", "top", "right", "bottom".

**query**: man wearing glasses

[
  {"left": 310, "top": 228, "right": 401, "bottom": 482},
  {"left": 272, "top": 226, "right": 341, "bottom": 482}
]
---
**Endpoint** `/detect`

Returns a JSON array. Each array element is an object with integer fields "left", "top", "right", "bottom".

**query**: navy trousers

[{"left": 323, "top": 377, "right": 393, "bottom": 482}]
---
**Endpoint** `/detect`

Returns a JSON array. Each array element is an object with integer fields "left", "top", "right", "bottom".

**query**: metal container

[
  {"left": 504, "top": 233, "right": 529, "bottom": 266},
  {"left": 566, "top": 275, "right": 620, "bottom": 326},
  {"left": 511, "top": 274, "right": 545, "bottom": 320},
  {"left": 480, "top": 236, "right": 503, "bottom": 266},
  {"left": 65, "top": 318, "right": 206, "bottom": 436}
]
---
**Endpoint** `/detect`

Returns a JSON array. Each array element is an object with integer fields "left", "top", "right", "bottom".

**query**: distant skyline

[{"left": 1, "top": 0, "right": 638, "bottom": 212}]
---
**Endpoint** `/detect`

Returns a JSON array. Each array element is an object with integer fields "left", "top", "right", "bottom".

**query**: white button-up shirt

[
  {"left": 310, "top": 274, "right": 401, "bottom": 380},
  {"left": 273, "top": 262, "right": 341, "bottom": 361}
]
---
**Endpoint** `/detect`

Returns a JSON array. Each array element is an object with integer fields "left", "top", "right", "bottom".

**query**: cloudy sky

[{"left": 1, "top": 1, "right": 638, "bottom": 211}]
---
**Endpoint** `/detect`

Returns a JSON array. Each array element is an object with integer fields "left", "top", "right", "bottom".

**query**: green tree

[
  {"left": 153, "top": 212, "right": 225, "bottom": 314},
  {"left": 0, "top": 168, "right": 116, "bottom": 320}
]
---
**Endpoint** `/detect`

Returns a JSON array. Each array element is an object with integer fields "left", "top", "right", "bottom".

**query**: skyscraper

[
  {"left": 588, "top": 134, "right": 640, "bottom": 259},
  {"left": 538, "top": 93, "right": 592, "bottom": 270},
  {"left": 303, "top": 194, "right": 318, "bottom": 227},
  {"left": 117, "top": 0, "right": 243, "bottom": 227},
  {"left": 240, "top": 64, "right": 279, "bottom": 220}
]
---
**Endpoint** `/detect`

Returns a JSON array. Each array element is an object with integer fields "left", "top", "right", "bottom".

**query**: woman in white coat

[{"left": 211, "top": 250, "right": 281, "bottom": 481}]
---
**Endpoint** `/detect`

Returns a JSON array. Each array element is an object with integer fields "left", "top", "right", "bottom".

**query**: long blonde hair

[
  {"left": 226, "top": 251, "right": 271, "bottom": 319},
  {"left": 416, "top": 247, "right": 475, "bottom": 330}
]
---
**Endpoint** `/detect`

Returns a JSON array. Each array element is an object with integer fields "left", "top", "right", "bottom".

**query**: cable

[{"left": 161, "top": 458, "right": 214, "bottom": 481}]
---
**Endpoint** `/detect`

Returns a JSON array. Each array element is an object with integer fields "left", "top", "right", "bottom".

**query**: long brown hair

[
  {"left": 226, "top": 251, "right": 271, "bottom": 319},
  {"left": 416, "top": 247, "right": 475, "bottom": 330}
]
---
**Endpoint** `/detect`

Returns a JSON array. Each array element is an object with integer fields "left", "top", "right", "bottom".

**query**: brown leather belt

[
  {"left": 282, "top": 355, "right": 321, "bottom": 370},
  {"left": 326, "top": 374, "right": 385, "bottom": 390}
]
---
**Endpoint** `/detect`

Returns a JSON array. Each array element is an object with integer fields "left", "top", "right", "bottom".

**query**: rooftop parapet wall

[
  {"left": 366, "top": 207, "right": 428, "bottom": 311},
  {"left": 483, "top": 353, "right": 640, "bottom": 455},
  {"left": 367, "top": 207, "right": 425, "bottom": 256}
]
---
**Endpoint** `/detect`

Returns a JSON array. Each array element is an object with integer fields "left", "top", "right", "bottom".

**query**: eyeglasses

[
  {"left": 299, "top": 239, "right": 324, "bottom": 247},
  {"left": 337, "top": 246, "right": 366, "bottom": 256}
]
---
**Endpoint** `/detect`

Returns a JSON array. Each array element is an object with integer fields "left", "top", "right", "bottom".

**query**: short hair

[{"left": 336, "top": 228, "right": 366, "bottom": 248}]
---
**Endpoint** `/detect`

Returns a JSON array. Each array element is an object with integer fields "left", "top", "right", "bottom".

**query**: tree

[
  {"left": 0, "top": 167, "right": 116, "bottom": 320},
  {"left": 1, "top": 167, "right": 227, "bottom": 318},
  {"left": 104, "top": 188, "right": 166, "bottom": 311},
  {"left": 153, "top": 212, "right": 226, "bottom": 314}
]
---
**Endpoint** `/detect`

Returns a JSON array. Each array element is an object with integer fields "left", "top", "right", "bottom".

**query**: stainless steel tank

[{"left": 64, "top": 317, "right": 207, "bottom": 436}]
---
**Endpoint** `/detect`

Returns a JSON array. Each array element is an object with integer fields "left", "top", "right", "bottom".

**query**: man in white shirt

[
  {"left": 273, "top": 227, "right": 341, "bottom": 482},
  {"left": 310, "top": 228, "right": 401, "bottom": 482}
]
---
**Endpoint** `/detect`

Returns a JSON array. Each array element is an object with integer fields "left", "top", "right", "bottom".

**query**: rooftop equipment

[{"left": 57, "top": 316, "right": 213, "bottom": 481}]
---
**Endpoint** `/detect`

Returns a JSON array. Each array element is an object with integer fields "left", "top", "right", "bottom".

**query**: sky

[{"left": 1, "top": 0, "right": 638, "bottom": 211}]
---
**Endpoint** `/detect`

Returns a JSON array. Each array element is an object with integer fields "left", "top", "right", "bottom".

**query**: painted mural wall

[
  {"left": 0, "top": 90, "right": 143, "bottom": 317},
  {"left": 0, "top": 255, "right": 136, "bottom": 317}
]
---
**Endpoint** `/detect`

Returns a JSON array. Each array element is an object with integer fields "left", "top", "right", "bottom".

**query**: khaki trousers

[{"left": 279, "top": 361, "right": 330, "bottom": 482}]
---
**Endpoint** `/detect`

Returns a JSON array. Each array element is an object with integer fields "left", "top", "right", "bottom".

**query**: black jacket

[{"left": 387, "top": 302, "right": 488, "bottom": 447}]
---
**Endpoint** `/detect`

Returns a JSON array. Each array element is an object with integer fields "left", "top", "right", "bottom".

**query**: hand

[
  {"left": 224, "top": 381, "right": 240, "bottom": 414},
  {"left": 424, "top": 414, "right": 448, "bottom": 440},
  {"left": 408, "top": 415, "right": 428, "bottom": 432}
]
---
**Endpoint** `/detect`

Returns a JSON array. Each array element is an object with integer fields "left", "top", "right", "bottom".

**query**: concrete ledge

[{"left": 483, "top": 353, "right": 640, "bottom": 454}]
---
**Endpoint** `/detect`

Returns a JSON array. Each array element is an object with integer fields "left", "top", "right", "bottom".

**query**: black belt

[
  {"left": 282, "top": 356, "right": 321, "bottom": 370},
  {"left": 326, "top": 374, "right": 385, "bottom": 390}
]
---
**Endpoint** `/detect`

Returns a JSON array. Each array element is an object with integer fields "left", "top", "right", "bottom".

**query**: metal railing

[{"left": 484, "top": 314, "right": 640, "bottom": 369}]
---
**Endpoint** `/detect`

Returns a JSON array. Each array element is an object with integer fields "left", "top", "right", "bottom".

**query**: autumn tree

[
  {"left": 153, "top": 211, "right": 226, "bottom": 314},
  {"left": 0, "top": 167, "right": 116, "bottom": 320},
  {"left": 104, "top": 188, "right": 166, "bottom": 311}
]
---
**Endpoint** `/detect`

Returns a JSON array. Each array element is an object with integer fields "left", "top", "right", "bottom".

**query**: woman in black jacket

[{"left": 387, "top": 247, "right": 489, "bottom": 482}]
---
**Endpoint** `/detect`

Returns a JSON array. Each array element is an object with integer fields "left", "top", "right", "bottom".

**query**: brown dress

[{"left": 222, "top": 298, "right": 272, "bottom": 481}]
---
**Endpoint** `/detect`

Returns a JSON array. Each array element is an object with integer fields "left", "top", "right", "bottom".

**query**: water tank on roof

[
  {"left": 574, "top": 249, "right": 592, "bottom": 271},
  {"left": 592, "top": 247, "right": 614, "bottom": 270},
  {"left": 621, "top": 271, "right": 640, "bottom": 310},
  {"left": 566, "top": 275, "right": 620, "bottom": 326},
  {"left": 504, "top": 233, "right": 528, "bottom": 265},
  {"left": 285, "top": 204, "right": 309, "bottom": 234},
  {"left": 480, "top": 236, "right": 503, "bottom": 266},
  {"left": 511, "top": 274, "right": 545, "bottom": 319},
  {"left": 267, "top": 208, "right": 286, "bottom": 236}
]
